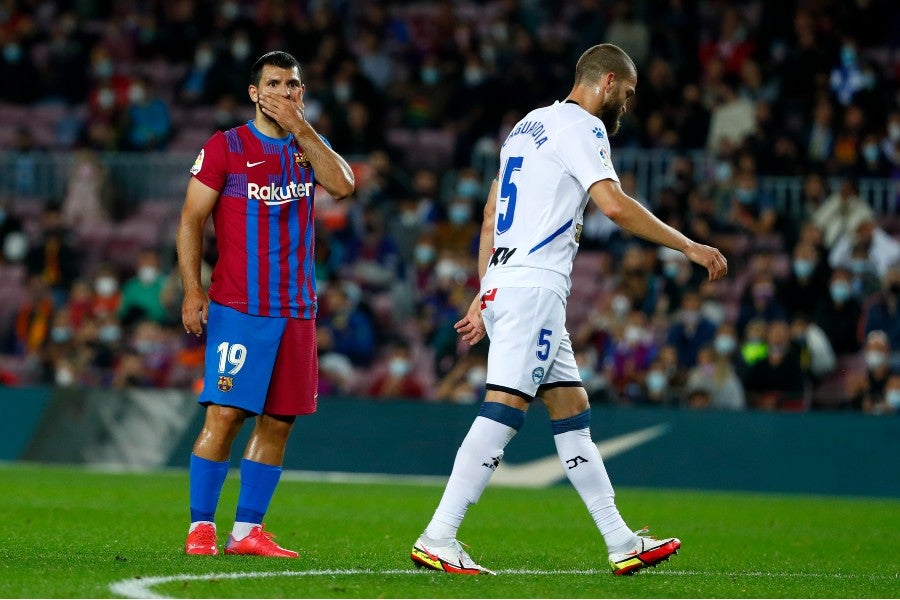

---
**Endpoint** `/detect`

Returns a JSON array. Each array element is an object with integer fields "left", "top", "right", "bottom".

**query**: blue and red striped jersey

[{"left": 190, "top": 120, "right": 323, "bottom": 319}]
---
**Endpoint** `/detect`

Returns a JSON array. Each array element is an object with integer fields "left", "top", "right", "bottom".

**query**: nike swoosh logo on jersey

[{"left": 246, "top": 160, "right": 265, "bottom": 167}]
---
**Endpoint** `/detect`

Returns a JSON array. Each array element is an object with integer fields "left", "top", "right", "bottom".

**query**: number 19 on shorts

[{"left": 216, "top": 342, "right": 247, "bottom": 374}]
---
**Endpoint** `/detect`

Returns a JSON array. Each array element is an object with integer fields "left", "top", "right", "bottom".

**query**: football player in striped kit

[{"left": 179, "top": 50, "right": 354, "bottom": 557}]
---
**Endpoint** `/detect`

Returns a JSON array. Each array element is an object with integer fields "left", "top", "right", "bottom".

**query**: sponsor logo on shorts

[
  {"left": 217, "top": 375, "right": 234, "bottom": 392},
  {"left": 531, "top": 366, "right": 545, "bottom": 385}
]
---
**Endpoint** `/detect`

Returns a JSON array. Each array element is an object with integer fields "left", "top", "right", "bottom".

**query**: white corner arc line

[{"left": 109, "top": 567, "right": 898, "bottom": 599}]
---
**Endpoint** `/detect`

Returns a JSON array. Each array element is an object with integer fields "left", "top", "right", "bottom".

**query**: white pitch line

[{"left": 109, "top": 567, "right": 899, "bottom": 599}]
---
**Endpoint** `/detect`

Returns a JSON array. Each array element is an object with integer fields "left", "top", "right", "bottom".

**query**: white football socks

[
  {"left": 188, "top": 520, "right": 215, "bottom": 534},
  {"left": 425, "top": 416, "right": 518, "bottom": 541},
  {"left": 231, "top": 521, "right": 258, "bottom": 541},
  {"left": 553, "top": 426, "right": 637, "bottom": 553}
]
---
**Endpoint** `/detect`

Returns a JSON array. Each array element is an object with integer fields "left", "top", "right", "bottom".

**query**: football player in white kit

[{"left": 410, "top": 44, "right": 727, "bottom": 576}]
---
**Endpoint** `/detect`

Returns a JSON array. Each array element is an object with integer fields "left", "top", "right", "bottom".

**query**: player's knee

[
  {"left": 204, "top": 405, "right": 248, "bottom": 436},
  {"left": 479, "top": 401, "right": 526, "bottom": 431},
  {"left": 256, "top": 413, "right": 295, "bottom": 441},
  {"left": 543, "top": 387, "right": 590, "bottom": 420}
]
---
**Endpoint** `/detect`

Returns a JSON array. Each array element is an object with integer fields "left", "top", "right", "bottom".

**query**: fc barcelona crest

[
  {"left": 217, "top": 376, "right": 234, "bottom": 392},
  {"left": 294, "top": 150, "right": 310, "bottom": 168}
]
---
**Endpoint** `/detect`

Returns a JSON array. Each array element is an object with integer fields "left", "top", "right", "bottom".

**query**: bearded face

[{"left": 599, "top": 93, "right": 626, "bottom": 136}]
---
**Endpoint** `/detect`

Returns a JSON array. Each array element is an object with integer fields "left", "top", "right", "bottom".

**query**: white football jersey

[{"left": 482, "top": 100, "right": 619, "bottom": 300}]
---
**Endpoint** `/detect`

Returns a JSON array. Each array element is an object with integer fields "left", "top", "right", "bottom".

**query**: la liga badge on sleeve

[
  {"left": 597, "top": 146, "right": 611, "bottom": 169},
  {"left": 190, "top": 149, "right": 205, "bottom": 175}
]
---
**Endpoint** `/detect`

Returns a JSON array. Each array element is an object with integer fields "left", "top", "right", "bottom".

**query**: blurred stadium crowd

[{"left": 0, "top": 0, "right": 899, "bottom": 413}]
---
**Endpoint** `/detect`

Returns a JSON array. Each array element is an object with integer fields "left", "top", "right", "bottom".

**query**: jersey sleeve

[
  {"left": 189, "top": 131, "right": 228, "bottom": 192},
  {"left": 558, "top": 120, "right": 619, "bottom": 192},
  {"left": 318, "top": 133, "right": 332, "bottom": 148}
]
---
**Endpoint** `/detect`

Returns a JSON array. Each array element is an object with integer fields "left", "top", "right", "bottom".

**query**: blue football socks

[
  {"left": 235, "top": 458, "right": 283, "bottom": 526},
  {"left": 189, "top": 453, "right": 230, "bottom": 523}
]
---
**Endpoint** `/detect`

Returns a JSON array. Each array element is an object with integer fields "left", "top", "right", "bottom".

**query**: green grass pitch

[{"left": 1, "top": 463, "right": 897, "bottom": 598}]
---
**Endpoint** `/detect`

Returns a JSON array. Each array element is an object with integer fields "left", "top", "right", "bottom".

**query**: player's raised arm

[
  {"left": 290, "top": 118, "right": 355, "bottom": 200},
  {"left": 177, "top": 177, "right": 218, "bottom": 336},
  {"left": 257, "top": 93, "right": 355, "bottom": 200},
  {"left": 588, "top": 178, "right": 728, "bottom": 281}
]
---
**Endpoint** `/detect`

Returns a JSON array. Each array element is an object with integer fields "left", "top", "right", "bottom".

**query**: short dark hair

[
  {"left": 250, "top": 51, "right": 302, "bottom": 86},
  {"left": 574, "top": 43, "right": 636, "bottom": 85}
]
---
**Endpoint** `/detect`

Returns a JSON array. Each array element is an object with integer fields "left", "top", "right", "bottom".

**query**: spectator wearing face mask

[
  {"left": 409, "top": 233, "right": 438, "bottom": 291},
  {"left": 388, "top": 198, "right": 427, "bottom": 271},
  {"left": 606, "top": 310, "right": 658, "bottom": 402},
  {"left": 572, "top": 291, "right": 623, "bottom": 373},
  {"left": 685, "top": 344, "right": 745, "bottom": 411},
  {"left": 366, "top": 342, "right": 427, "bottom": 400},
  {"left": 777, "top": 241, "right": 830, "bottom": 319},
  {"left": 842, "top": 241, "right": 882, "bottom": 298},
  {"left": 871, "top": 373, "right": 900, "bottom": 415},
  {"left": 178, "top": 40, "right": 220, "bottom": 105},
  {"left": 666, "top": 290, "right": 717, "bottom": 369},
  {"left": 316, "top": 281, "right": 376, "bottom": 367},
  {"left": 743, "top": 320, "right": 806, "bottom": 410},
  {"left": 856, "top": 132, "right": 890, "bottom": 177},
  {"left": 846, "top": 331, "right": 893, "bottom": 412},
  {"left": 83, "top": 46, "right": 130, "bottom": 151},
  {"left": 434, "top": 348, "right": 489, "bottom": 404},
  {"left": 61, "top": 150, "right": 119, "bottom": 230},
  {"left": 657, "top": 247, "right": 703, "bottom": 312},
  {"left": 737, "top": 274, "right": 787, "bottom": 337},
  {"left": 119, "top": 249, "right": 168, "bottom": 326},
  {"left": 90, "top": 265, "right": 121, "bottom": 318},
  {"left": 39, "top": 307, "right": 80, "bottom": 387},
  {"left": 317, "top": 352, "right": 355, "bottom": 398},
  {"left": 810, "top": 178, "right": 873, "bottom": 249},
  {"left": 123, "top": 74, "right": 171, "bottom": 151},
  {"left": 617, "top": 245, "right": 661, "bottom": 315},
  {"left": 344, "top": 205, "right": 402, "bottom": 289},
  {"left": 863, "top": 264, "right": 900, "bottom": 361},
  {"left": 790, "top": 313, "right": 836, "bottom": 381},
  {"left": 726, "top": 170, "right": 776, "bottom": 236},
  {"left": 815, "top": 267, "right": 862, "bottom": 355},
  {"left": 574, "top": 348, "right": 609, "bottom": 404},
  {"left": 640, "top": 358, "right": 679, "bottom": 407},
  {"left": 739, "top": 318, "right": 768, "bottom": 374},
  {"left": 829, "top": 218, "right": 900, "bottom": 280},
  {"left": 433, "top": 196, "right": 479, "bottom": 257},
  {"left": 0, "top": 199, "right": 25, "bottom": 266}
]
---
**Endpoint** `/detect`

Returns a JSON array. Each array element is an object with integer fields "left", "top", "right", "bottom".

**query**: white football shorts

[{"left": 481, "top": 286, "right": 581, "bottom": 400}]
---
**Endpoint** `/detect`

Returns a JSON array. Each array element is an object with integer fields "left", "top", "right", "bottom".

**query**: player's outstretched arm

[
  {"left": 455, "top": 179, "right": 498, "bottom": 345},
  {"left": 257, "top": 93, "right": 355, "bottom": 200},
  {"left": 177, "top": 178, "right": 218, "bottom": 336},
  {"left": 589, "top": 178, "right": 727, "bottom": 281}
]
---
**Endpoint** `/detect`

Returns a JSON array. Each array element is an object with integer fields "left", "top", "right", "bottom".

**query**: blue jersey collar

[{"left": 247, "top": 119, "right": 293, "bottom": 145}]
